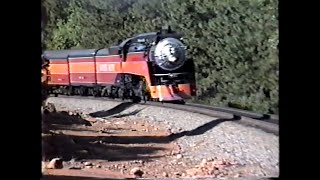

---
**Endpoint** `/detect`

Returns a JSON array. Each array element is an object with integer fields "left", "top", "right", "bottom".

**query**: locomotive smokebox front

[{"left": 149, "top": 37, "right": 187, "bottom": 71}]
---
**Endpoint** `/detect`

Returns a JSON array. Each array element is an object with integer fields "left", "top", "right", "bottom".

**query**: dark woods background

[{"left": 41, "top": 0, "right": 278, "bottom": 115}]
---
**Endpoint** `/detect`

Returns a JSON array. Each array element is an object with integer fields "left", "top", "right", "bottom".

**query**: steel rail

[{"left": 50, "top": 95, "right": 279, "bottom": 136}]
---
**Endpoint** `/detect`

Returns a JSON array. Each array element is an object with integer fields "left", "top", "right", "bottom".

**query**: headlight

[{"left": 149, "top": 38, "right": 187, "bottom": 71}]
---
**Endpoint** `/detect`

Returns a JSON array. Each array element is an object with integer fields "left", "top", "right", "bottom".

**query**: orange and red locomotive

[{"left": 42, "top": 28, "right": 196, "bottom": 103}]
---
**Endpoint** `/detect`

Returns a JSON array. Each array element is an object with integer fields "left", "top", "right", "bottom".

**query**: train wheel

[
  {"left": 79, "top": 87, "right": 84, "bottom": 96},
  {"left": 93, "top": 87, "right": 100, "bottom": 97},
  {"left": 101, "top": 87, "right": 108, "bottom": 97},
  {"left": 80, "top": 87, "right": 87, "bottom": 96},
  {"left": 109, "top": 86, "right": 117, "bottom": 99},
  {"left": 136, "top": 80, "right": 147, "bottom": 103},
  {"left": 141, "top": 93, "right": 147, "bottom": 103},
  {"left": 92, "top": 89, "right": 100, "bottom": 97},
  {"left": 118, "top": 88, "right": 125, "bottom": 101},
  {"left": 66, "top": 87, "right": 73, "bottom": 96},
  {"left": 88, "top": 88, "right": 93, "bottom": 96}
]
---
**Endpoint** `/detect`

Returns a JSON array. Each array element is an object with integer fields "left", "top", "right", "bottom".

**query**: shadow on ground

[
  {"left": 42, "top": 102, "right": 240, "bottom": 162},
  {"left": 42, "top": 132, "right": 166, "bottom": 162},
  {"left": 89, "top": 102, "right": 136, "bottom": 118},
  {"left": 110, "top": 108, "right": 145, "bottom": 118},
  {"left": 42, "top": 110, "right": 165, "bottom": 162}
]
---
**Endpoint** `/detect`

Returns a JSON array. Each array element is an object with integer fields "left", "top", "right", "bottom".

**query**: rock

[
  {"left": 222, "top": 170, "right": 228, "bottom": 175},
  {"left": 176, "top": 154, "right": 183, "bottom": 159},
  {"left": 213, "top": 169, "right": 220, "bottom": 175},
  {"left": 132, "top": 160, "right": 143, "bottom": 164},
  {"left": 96, "top": 164, "right": 102, "bottom": 168},
  {"left": 186, "top": 168, "right": 199, "bottom": 176},
  {"left": 162, "top": 172, "right": 168, "bottom": 177},
  {"left": 86, "top": 118, "right": 97, "bottom": 123},
  {"left": 68, "top": 111, "right": 74, "bottom": 116},
  {"left": 99, "top": 129, "right": 106, "bottom": 133},
  {"left": 115, "top": 121, "right": 125, "bottom": 125},
  {"left": 69, "top": 166, "right": 81, "bottom": 170},
  {"left": 177, "top": 161, "right": 184, "bottom": 165},
  {"left": 84, "top": 162, "right": 93, "bottom": 166},
  {"left": 138, "top": 160, "right": 144, "bottom": 164},
  {"left": 170, "top": 159, "right": 177, "bottom": 164},
  {"left": 171, "top": 150, "right": 178, "bottom": 155},
  {"left": 130, "top": 167, "right": 144, "bottom": 177},
  {"left": 200, "top": 159, "right": 207, "bottom": 167},
  {"left": 43, "top": 103, "right": 56, "bottom": 114},
  {"left": 142, "top": 129, "right": 149, "bottom": 132},
  {"left": 217, "top": 173, "right": 224, "bottom": 178},
  {"left": 96, "top": 118, "right": 105, "bottom": 121},
  {"left": 68, "top": 159, "right": 76, "bottom": 165},
  {"left": 93, "top": 140, "right": 104, "bottom": 144},
  {"left": 81, "top": 113, "right": 89, "bottom": 118},
  {"left": 149, "top": 116, "right": 157, "bottom": 121},
  {"left": 46, "top": 158, "right": 63, "bottom": 169},
  {"left": 233, "top": 173, "right": 240, "bottom": 178}
]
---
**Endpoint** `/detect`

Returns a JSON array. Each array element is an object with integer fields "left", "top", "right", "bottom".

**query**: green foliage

[{"left": 42, "top": 0, "right": 278, "bottom": 114}]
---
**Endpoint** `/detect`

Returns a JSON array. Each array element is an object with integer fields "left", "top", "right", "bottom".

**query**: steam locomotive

[{"left": 42, "top": 27, "right": 196, "bottom": 103}]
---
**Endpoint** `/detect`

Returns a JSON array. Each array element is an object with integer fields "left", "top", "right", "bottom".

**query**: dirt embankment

[{"left": 42, "top": 107, "right": 244, "bottom": 179}]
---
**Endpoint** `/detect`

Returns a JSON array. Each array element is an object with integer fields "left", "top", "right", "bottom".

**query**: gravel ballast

[{"left": 46, "top": 97, "right": 279, "bottom": 178}]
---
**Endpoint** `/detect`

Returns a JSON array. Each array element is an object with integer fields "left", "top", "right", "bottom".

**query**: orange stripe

[
  {"left": 69, "top": 63, "right": 95, "bottom": 73},
  {"left": 49, "top": 64, "right": 68, "bottom": 74}
]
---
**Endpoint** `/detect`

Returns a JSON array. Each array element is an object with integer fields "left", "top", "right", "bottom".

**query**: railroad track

[{"left": 48, "top": 95, "right": 279, "bottom": 136}]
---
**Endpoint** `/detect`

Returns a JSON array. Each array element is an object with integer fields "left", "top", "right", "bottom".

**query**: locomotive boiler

[{"left": 42, "top": 28, "right": 196, "bottom": 103}]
